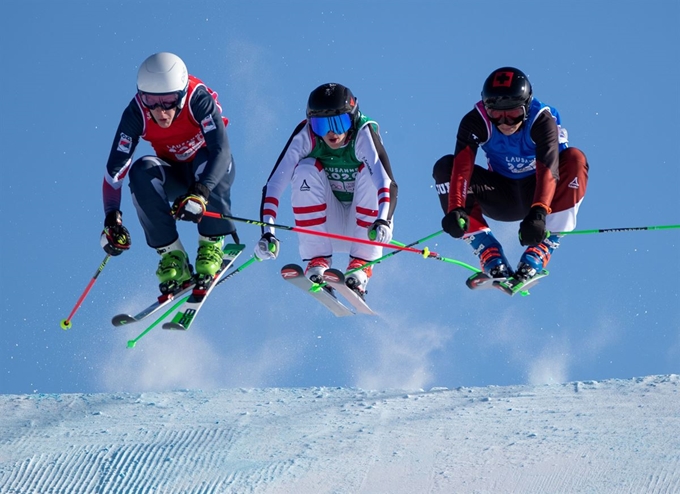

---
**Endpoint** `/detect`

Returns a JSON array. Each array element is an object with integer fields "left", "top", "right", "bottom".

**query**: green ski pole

[
  {"left": 126, "top": 256, "right": 259, "bottom": 348},
  {"left": 426, "top": 252, "right": 480, "bottom": 273},
  {"left": 310, "top": 230, "right": 444, "bottom": 292},
  {"left": 126, "top": 295, "right": 188, "bottom": 348},
  {"left": 215, "top": 256, "right": 259, "bottom": 287},
  {"left": 347, "top": 230, "right": 445, "bottom": 275}
]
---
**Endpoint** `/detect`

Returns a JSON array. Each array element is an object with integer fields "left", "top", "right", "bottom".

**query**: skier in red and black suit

[
  {"left": 433, "top": 67, "right": 589, "bottom": 281},
  {"left": 100, "top": 52, "right": 238, "bottom": 294}
]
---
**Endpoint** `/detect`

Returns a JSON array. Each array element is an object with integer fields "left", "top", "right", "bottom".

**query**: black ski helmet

[
  {"left": 306, "top": 83, "right": 359, "bottom": 121},
  {"left": 481, "top": 67, "right": 533, "bottom": 113}
]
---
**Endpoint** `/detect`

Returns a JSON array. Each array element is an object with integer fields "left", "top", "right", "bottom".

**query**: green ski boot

[
  {"left": 195, "top": 237, "right": 224, "bottom": 288},
  {"left": 156, "top": 250, "right": 193, "bottom": 294}
]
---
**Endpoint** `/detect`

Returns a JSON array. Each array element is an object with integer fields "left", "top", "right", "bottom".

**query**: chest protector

[{"left": 136, "top": 75, "right": 228, "bottom": 162}]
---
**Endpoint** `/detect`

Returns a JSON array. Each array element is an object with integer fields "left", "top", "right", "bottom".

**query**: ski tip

[
  {"left": 466, "top": 272, "right": 512, "bottom": 291},
  {"left": 163, "top": 322, "right": 188, "bottom": 331},
  {"left": 223, "top": 242, "right": 246, "bottom": 249},
  {"left": 222, "top": 243, "right": 246, "bottom": 256},
  {"left": 281, "top": 264, "right": 304, "bottom": 279},
  {"left": 466, "top": 272, "right": 490, "bottom": 289},
  {"left": 111, "top": 315, "right": 135, "bottom": 327},
  {"left": 322, "top": 270, "right": 343, "bottom": 283}
]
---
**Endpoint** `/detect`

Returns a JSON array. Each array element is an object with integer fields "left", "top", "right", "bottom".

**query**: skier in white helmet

[{"left": 100, "top": 52, "right": 238, "bottom": 294}]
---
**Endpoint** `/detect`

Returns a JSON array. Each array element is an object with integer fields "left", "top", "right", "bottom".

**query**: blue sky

[{"left": 1, "top": 0, "right": 678, "bottom": 395}]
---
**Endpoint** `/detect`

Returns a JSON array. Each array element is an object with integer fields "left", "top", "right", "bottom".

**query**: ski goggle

[
  {"left": 485, "top": 106, "right": 525, "bottom": 125},
  {"left": 309, "top": 113, "right": 353, "bottom": 136},
  {"left": 138, "top": 90, "right": 184, "bottom": 110}
]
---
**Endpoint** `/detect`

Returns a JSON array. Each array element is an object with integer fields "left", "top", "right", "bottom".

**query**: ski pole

[
  {"left": 309, "top": 230, "right": 445, "bottom": 292},
  {"left": 346, "top": 230, "right": 444, "bottom": 275},
  {"left": 126, "top": 256, "right": 258, "bottom": 348},
  {"left": 126, "top": 295, "right": 188, "bottom": 348},
  {"left": 424, "top": 245, "right": 539, "bottom": 296},
  {"left": 308, "top": 230, "right": 480, "bottom": 293},
  {"left": 425, "top": 251, "right": 480, "bottom": 273},
  {"left": 215, "top": 256, "right": 259, "bottom": 287},
  {"left": 60, "top": 255, "right": 111, "bottom": 330},
  {"left": 203, "top": 212, "right": 436, "bottom": 257},
  {"left": 209, "top": 212, "right": 478, "bottom": 275},
  {"left": 554, "top": 224, "right": 679, "bottom": 235},
  {"left": 345, "top": 230, "right": 444, "bottom": 276}
]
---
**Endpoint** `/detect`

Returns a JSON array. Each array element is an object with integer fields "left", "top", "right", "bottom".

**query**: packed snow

[{"left": 1, "top": 374, "right": 678, "bottom": 493}]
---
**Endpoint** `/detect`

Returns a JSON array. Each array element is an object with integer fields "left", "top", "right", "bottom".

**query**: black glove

[
  {"left": 519, "top": 205, "right": 548, "bottom": 246},
  {"left": 171, "top": 183, "right": 210, "bottom": 223},
  {"left": 441, "top": 207, "right": 469, "bottom": 238},
  {"left": 101, "top": 210, "right": 131, "bottom": 256}
]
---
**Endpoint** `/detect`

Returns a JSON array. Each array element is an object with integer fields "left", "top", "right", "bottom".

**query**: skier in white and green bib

[{"left": 254, "top": 83, "right": 398, "bottom": 298}]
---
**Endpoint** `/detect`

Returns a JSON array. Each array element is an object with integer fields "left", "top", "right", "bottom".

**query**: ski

[
  {"left": 466, "top": 270, "right": 548, "bottom": 296},
  {"left": 125, "top": 256, "right": 257, "bottom": 348},
  {"left": 280, "top": 264, "right": 354, "bottom": 317},
  {"left": 322, "top": 269, "right": 376, "bottom": 315},
  {"left": 112, "top": 283, "right": 194, "bottom": 327},
  {"left": 466, "top": 272, "right": 505, "bottom": 291},
  {"left": 494, "top": 270, "right": 548, "bottom": 296},
  {"left": 161, "top": 243, "right": 246, "bottom": 330}
]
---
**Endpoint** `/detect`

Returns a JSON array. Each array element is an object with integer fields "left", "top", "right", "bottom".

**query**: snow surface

[{"left": 1, "top": 375, "right": 678, "bottom": 494}]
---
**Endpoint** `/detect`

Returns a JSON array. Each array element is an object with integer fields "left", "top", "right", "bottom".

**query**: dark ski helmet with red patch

[{"left": 482, "top": 67, "right": 533, "bottom": 113}]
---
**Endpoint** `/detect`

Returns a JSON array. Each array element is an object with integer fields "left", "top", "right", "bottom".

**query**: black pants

[{"left": 433, "top": 148, "right": 589, "bottom": 232}]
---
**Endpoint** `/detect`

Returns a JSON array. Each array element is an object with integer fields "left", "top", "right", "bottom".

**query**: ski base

[
  {"left": 466, "top": 270, "right": 549, "bottom": 296},
  {"left": 161, "top": 243, "right": 246, "bottom": 331},
  {"left": 112, "top": 282, "right": 194, "bottom": 327},
  {"left": 322, "top": 269, "right": 375, "bottom": 315},
  {"left": 495, "top": 270, "right": 548, "bottom": 296},
  {"left": 281, "top": 264, "right": 353, "bottom": 317}
]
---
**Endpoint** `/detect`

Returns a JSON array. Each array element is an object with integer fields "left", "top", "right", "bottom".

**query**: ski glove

[
  {"left": 171, "top": 183, "right": 210, "bottom": 223},
  {"left": 101, "top": 210, "right": 131, "bottom": 256},
  {"left": 519, "top": 205, "right": 548, "bottom": 246},
  {"left": 367, "top": 219, "right": 393, "bottom": 244},
  {"left": 441, "top": 207, "right": 469, "bottom": 238},
  {"left": 254, "top": 232, "right": 280, "bottom": 261}
]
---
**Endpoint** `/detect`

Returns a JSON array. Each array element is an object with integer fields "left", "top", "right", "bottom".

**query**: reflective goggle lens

[
  {"left": 309, "top": 113, "right": 352, "bottom": 136},
  {"left": 486, "top": 106, "right": 525, "bottom": 125},
  {"left": 139, "top": 92, "right": 182, "bottom": 110}
]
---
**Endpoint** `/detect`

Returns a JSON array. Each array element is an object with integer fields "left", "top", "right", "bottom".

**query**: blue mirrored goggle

[{"left": 309, "top": 113, "right": 352, "bottom": 136}]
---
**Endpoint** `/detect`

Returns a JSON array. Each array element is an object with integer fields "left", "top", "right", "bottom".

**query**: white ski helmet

[{"left": 136, "top": 52, "right": 188, "bottom": 95}]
